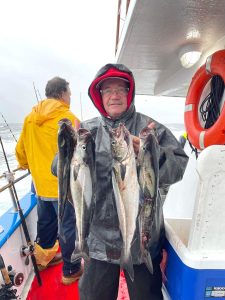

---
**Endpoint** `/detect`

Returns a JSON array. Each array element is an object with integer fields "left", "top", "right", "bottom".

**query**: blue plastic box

[{"left": 164, "top": 219, "right": 225, "bottom": 300}]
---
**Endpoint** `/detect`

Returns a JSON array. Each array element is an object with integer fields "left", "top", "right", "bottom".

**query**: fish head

[
  {"left": 58, "top": 118, "right": 77, "bottom": 151},
  {"left": 139, "top": 126, "right": 157, "bottom": 153},
  {"left": 76, "top": 128, "right": 94, "bottom": 165},
  {"left": 138, "top": 126, "right": 158, "bottom": 168},
  {"left": 110, "top": 123, "right": 130, "bottom": 162}
]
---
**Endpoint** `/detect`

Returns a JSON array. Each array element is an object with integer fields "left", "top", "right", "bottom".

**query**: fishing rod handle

[{"left": 0, "top": 255, "right": 11, "bottom": 285}]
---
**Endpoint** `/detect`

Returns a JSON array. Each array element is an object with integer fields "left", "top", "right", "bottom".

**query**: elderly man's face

[{"left": 100, "top": 79, "right": 128, "bottom": 119}]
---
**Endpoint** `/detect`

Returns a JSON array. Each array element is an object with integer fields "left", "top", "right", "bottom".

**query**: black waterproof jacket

[{"left": 79, "top": 64, "right": 189, "bottom": 265}]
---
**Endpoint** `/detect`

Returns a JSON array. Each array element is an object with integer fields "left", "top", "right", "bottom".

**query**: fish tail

[
  {"left": 71, "top": 250, "right": 89, "bottom": 263},
  {"left": 71, "top": 240, "right": 89, "bottom": 262},
  {"left": 142, "top": 249, "right": 153, "bottom": 274},
  {"left": 120, "top": 248, "right": 134, "bottom": 281}
]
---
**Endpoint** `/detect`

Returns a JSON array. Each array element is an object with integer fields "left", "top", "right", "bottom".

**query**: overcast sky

[{"left": 0, "top": 0, "right": 185, "bottom": 124}]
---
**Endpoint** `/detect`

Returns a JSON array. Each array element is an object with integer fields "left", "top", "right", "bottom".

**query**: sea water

[
  {"left": 0, "top": 123, "right": 31, "bottom": 217},
  {"left": 0, "top": 122, "right": 184, "bottom": 217}
]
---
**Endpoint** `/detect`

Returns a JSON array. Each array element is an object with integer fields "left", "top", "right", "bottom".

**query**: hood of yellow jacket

[{"left": 28, "top": 99, "right": 70, "bottom": 125}]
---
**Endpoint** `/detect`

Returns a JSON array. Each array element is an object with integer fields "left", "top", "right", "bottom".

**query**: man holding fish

[{"left": 74, "top": 63, "right": 189, "bottom": 300}]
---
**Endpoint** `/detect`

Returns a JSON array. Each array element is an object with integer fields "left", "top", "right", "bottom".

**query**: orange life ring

[{"left": 184, "top": 49, "right": 225, "bottom": 150}]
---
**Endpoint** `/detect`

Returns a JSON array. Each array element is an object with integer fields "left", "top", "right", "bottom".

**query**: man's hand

[
  {"left": 147, "top": 122, "right": 155, "bottom": 130},
  {"left": 132, "top": 135, "right": 140, "bottom": 156},
  {"left": 17, "top": 165, "right": 27, "bottom": 170},
  {"left": 74, "top": 119, "right": 80, "bottom": 130},
  {"left": 132, "top": 122, "right": 155, "bottom": 156}
]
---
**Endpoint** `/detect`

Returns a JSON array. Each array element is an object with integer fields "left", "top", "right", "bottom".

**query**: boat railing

[
  {"left": 0, "top": 168, "right": 30, "bottom": 212},
  {"left": 0, "top": 164, "right": 42, "bottom": 286}
]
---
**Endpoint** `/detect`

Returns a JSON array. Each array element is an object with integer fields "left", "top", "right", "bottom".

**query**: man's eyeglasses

[{"left": 100, "top": 87, "right": 129, "bottom": 96}]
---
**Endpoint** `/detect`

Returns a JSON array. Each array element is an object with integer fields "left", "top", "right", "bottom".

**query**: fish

[
  {"left": 70, "top": 128, "right": 95, "bottom": 262},
  {"left": 110, "top": 123, "right": 140, "bottom": 281},
  {"left": 57, "top": 118, "right": 77, "bottom": 241},
  {"left": 137, "top": 125, "right": 160, "bottom": 274}
]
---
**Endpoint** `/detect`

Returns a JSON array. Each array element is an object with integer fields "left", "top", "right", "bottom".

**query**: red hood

[{"left": 88, "top": 65, "right": 135, "bottom": 117}]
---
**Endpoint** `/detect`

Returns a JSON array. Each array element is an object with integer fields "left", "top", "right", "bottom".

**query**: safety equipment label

[{"left": 205, "top": 287, "right": 225, "bottom": 298}]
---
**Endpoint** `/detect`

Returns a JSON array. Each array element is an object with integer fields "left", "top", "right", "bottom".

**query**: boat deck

[{"left": 26, "top": 262, "right": 130, "bottom": 300}]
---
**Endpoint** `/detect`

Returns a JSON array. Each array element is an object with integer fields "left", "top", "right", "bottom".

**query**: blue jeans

[{"left": 36, "top": 198, "right": 81, "bottom": 276}]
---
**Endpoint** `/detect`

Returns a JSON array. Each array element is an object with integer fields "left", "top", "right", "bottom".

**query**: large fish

[
  {"left": 57, "top": 118, "right": 77, "bottom": 241},
  {"left": 70, "top": 128, "right": 95, "bottom": 262},
  {"left": 137, "top": 125, "right": 159, "bottom": 274},
  {"left": 110, "top": 123, "right": 140, "bottom": 281}
]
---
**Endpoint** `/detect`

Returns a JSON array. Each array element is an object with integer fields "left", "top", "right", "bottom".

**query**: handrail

[
  {"left": 0, "top": 171, "right": 30, "bottom": 193},
  {"left": 0, "top": 135, "right": 42, "bottom": 285},
  {"left": 0, "top": 167, "right": 23, "bottom": 180}
]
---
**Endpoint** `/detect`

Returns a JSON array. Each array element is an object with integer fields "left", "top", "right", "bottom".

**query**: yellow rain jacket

[{"left": 16, "top": 98, "right": 79, "bottom": 199}]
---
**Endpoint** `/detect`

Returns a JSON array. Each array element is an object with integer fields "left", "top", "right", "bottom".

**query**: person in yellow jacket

[
  {"left": 179, "top": 131, "right": 187, "bottom": 149},
  {"left": 16, "top": 77, "right": 83, "bottom": 285}
]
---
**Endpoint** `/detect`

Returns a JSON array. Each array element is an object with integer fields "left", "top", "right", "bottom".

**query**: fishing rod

[
  {"left": 80, "top": 92, "right": 83, "bottom": 121},
  {"left": 0, "top": 112, "right": 17, "bottom": 143},
  {"left": 33, "top": 82, "right": 40, "bottom": 104},
  {"left": 37, "top": 88, "right": 42, "bottom": 101},
  {"left": 0, "top": 136, "right": 42, "bottom": 286}
]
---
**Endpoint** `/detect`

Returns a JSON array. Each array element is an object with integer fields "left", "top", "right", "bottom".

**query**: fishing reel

[
  {"left": 7, "top": 266, "right": 24, "bottom": 287},
  {"left": 20, "top": 244, "right": 35, "bottom": 266},
  {"left": 0, "top": 283, "right": 18, "bottom": 299}
]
